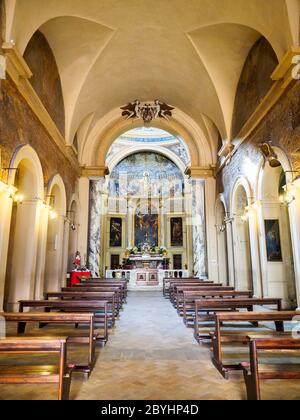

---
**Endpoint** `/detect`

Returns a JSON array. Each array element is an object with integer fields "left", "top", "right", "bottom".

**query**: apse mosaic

[
  {"left": 109, "top": 152, "right": 184, "bottom": 198},
  {"left": 106, "top": 127, "right": 190, "bottom": 166},
  {"left": 119, "top": 127, "right": 175, "bottom": 143}
]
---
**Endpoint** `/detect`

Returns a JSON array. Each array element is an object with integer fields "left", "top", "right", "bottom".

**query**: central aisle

[{"left": 75, "top": 291, "right": 245, "bottom": 400}]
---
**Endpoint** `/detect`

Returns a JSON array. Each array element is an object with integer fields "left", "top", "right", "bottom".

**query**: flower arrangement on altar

[
  {"left": 159, "top": 246, "right": 167, "bottom": 256},
  {"left": 126, "top": 246, "right": 139, "bottom": 256}
]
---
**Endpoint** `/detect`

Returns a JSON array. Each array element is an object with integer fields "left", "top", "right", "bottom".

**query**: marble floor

[{"left": 0, "top": 291, "right": 300, "bottom": 400}]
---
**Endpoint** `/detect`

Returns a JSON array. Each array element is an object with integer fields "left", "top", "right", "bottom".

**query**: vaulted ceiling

[{"left": 4, "top": 0, "right": 299, "bottom": 150}]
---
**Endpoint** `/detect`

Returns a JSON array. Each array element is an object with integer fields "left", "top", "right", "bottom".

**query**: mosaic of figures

[
  {"left": 106, "top": 129, "right": 190, "bottom": 166},
  {"left": 109, "top": 152, "right": 184, "bottom": 198}
]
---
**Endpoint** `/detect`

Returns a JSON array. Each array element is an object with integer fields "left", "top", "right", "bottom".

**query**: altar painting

[
  {"left": 110, "top": 218, "right": 122, "bottom": 247},
  {"left": 135, "top": 210, "right": 159, "bottom": 247},
  {"left": 171, "top": 217, "right": 183, "bottom": 247}
]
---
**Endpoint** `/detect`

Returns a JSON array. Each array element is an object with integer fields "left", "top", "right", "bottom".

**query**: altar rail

[{"left": 106, "top": 270, "right": 190, "bottom": 281}]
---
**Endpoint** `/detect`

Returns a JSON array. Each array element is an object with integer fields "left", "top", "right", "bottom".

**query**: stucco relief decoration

[{"left": 121, "top": 100, "right": 174, "bottom": 123}]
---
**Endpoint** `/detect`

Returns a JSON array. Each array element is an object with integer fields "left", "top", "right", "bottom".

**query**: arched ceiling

[{"left": 5, "top": 0, "right": 298, "bottom": 148}]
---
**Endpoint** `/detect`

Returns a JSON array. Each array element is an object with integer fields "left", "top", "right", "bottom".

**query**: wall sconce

[
  {"left": 14, "top": 193, "right": 24, "bottom": 204},
  {"left": 259, "top": 143, "right": 281, "bottom": 168},
  {"left": 0, "top": 181, "right": 15, "bottom": 198},
  {"left": 45, "top": 195, "right": 57, "bottom": 219},
  {"left": 49, "top": 209, "right": 58, "bottom": 220},
  {"left": 215, "top": 222, "right": 226, "bottom": 233},
  {"left": 279, "top": 191, "right": 295, "bottom": 206}
]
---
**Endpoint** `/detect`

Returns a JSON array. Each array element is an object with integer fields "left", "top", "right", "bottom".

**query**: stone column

[
  {"left": 127, "top": 202, "right": 134, "bottom": 248},
  {"left": 78, "top": 177, "right": 90, "bottom": 260},
  {"left": 34, "top": 202, "right": 49, "bottom": 299},
  {"left": 159, "top": 199, "right": 165, "bottom": 246},
  {"left": 205, "top": 178, "right": 218, "bottom": 282},
  {"left": 88, "top": 178, "right": 105, "bottom": 276},
  {"left": 247, "top": 202, "right": 263, "bottom": 297},
  {"left": 287, "top": 181, "right": 300, "bottom": 308},
  {"left": 224, "top": 217, "right": 235, "bottom": 288},
  {"left": 190, "top": 178, "right": 207, "bottom": 278},
  {"left": 60, "top": 217, "right": 71, "bottom": 288},
  {"left": 7, "top": 199, "right": 41, "bottom": 311},
  {"left": 0, "top": 182, "right": 14, "bottom": 311}
]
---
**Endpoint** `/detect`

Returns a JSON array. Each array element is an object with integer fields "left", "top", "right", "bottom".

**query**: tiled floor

[{"left": 0, "top": 292, "right": 300, "bottom": 400}]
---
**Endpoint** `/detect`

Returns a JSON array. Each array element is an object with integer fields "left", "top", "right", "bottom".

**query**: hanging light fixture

[{"left": 258, "top": 143, "right": 281, "bottom": 168}]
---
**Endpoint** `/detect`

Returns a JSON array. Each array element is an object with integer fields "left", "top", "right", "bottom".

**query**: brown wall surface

[
  {"left": 23, "top": 31, "right": 65, "bottom": 137},
  {"left": 0, "top": 76, "right": 77, "bottom": 203},
  {"left": 0, "top": 11, "right": 76, "bottom": 205},
  {"left": 219, "top": 79, "right": 300, "bottom": 208},
  {"left": 232, "top": 37, "right": 278, "bottom": 139}
]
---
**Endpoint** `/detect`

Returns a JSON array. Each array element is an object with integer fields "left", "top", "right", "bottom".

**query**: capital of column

[
  {"left": 81, "top": 166, "right": 109, "bottom": 178},
  {"left": 185, "top": 165, "right": 216, "bottom": 179}
]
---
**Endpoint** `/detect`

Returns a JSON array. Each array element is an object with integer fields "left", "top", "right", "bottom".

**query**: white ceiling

[{"left": 4, "top": 0, "right": 299, "bottom": 151}]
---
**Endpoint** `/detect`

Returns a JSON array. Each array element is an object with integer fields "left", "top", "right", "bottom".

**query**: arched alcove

[
  {"left": 215, "top": 197, "right": 229, "bottom": 285},
  {"left": 258, "top": 158, "right": 296, "bottom": 306},
  {"left": 231, "top": 181, "right": 253, "bottom": 291},
  {"left": 44, "top": 175, "right": 67, "bottom": 292},
  {"left": 4, "top": 145, "right": 44, "bottom": 310}
]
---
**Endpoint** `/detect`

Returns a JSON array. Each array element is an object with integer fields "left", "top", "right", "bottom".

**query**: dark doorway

[
  {"left": 111, "top": 254, "right": 120, "bottom": 270},
  {"left": 173, "top": 255, "right": 182, "bottom": 270}
]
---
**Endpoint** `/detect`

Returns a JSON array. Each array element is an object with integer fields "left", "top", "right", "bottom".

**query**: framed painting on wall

[
  {"left": 171, "top": 217, "right": 183, "bottom": 247},
  {"left": 134, "top": 210, "right": 159, "bottom": 247},
  {"left": 110, "top": 218, "right": 122, "bottom": 248},
  {"left": 264, "top": 219, "right": 283, "bottom": 262}
]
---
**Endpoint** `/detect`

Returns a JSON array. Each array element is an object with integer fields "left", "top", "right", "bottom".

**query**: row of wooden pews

[
  {"left": 164, "top": 277, "right": 300, "bottom": 400},
  {"left": 0, "top": 277, "right": 128, "bottom": 400}
]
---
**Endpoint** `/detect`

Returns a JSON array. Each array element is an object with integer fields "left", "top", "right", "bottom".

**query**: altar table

[{"left": 69, "top": 271, "right": 91, "bottom": 286}]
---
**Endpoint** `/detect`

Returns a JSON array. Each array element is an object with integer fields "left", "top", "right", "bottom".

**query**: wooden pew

[
  {"left": 163, "top": 278, "right": 213, "bottom": 298},
  {"left": 73, "top": 283, "right": 126, "bottom": 305},
  {"left": 210, "top": 311, "right": 300, "bottom": 379},
  {"left": 75, "top": 282, "right": 127, "bottom": 303},
  {"left": 169, "top": 283, "right": 226, "bottom": 305},
  {"left": 1, "top": 312, "right": 97, "bottom": 374},
  {"left": 62, "top": 287, "right": 122, "bottom": 311},
  {"left": 45, "top": 291, "right": 117, "bottom": 326},
  {"left": 82, "top": 278, "right": 128, "bottom": 291},
  {"left": 19, "top": 300, "right": 109, "bottom": 343},
  {"left": 181, "top": 290, "right": 253, "bottom": 324},
  {"left": 0, "top": 337, "right": 73, "bottom": 400},
  {"left": 163, "top": 278, "right": 214, "bottom": 298},
  {"left": 88, "top": 277, "right": 129, "bottom": 284},
  {"left": 241, "top": 333, "right": 300, "bottom": 400},
  {"left": 168, "top": 282, "right": 223, "bottom": 304},
  {"left": 194, "top": 298, "right": 282, "bottom": 342},
  {"left": 171, "top": 285, "right": 234, "bottom": 308}
]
